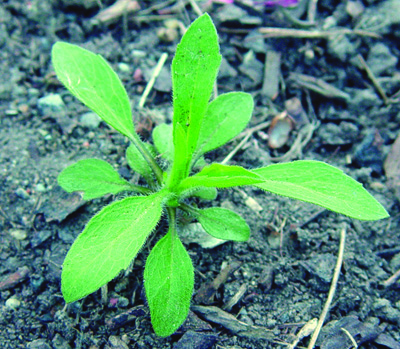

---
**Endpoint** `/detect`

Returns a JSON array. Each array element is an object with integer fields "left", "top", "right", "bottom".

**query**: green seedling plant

[{"left": 52, "top": 14, "right": 388, "bottom": 337}]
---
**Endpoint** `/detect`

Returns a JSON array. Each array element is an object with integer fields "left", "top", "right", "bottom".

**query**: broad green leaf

[
  {"left": 126, "top": 142, "right": 156, "bottom": 183},
  {"left": 52, "top": 42, "right": 135, "bottom": 139},
  {"left": 62, "top": 192, "right": 165, "bottom": 303},
  {"left": 196, "top": 92, "right": 254, "bottom": 156},
  {"left": 252, "top": 160, "right": 389, "bottom": 221},
  {"left": 144, "top": 230, "right": 194, "bottom": 337},
  {"left": 178, "top": 164, "right": 264, "bottom": 192},
  {"left": 196, "top": 207, "right": 250, "bottom": 241},
  {"left": 152, "top": 123, "right": 174, "bottom": 163},
  {"left": 58, "top": 158, "right": 133, "bottom": 200},
  {"left": 172, "top": 13, "right": 221, "bottom": 160}
]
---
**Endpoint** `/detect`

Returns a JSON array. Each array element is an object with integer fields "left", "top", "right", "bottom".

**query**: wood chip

[
  {"left": 194, "top": 261, "right": 242, "bottom": 304},
  {"left": 192, "top": 305, "right": 274, "bottom": 340},
  {"left": 0, "top": 266, "right": 30, "bottom": 291}
]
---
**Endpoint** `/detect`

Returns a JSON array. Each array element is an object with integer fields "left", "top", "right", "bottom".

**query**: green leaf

[
  {"left": 196, "top": 92, "right": 254, "bottom": 156},
  {"left": 126, "top": 142, "right": 156, "bottom": 184},
  {"left": 168, "top": 122, "right": 190, "bottom": 188},
  {"left": 62, "top": 193, "right": 164, "bottom": 303},
  {"left": 171, "top": 13, "right": 221, "bottom": 175},
  {"left": 192, "top": 187, "right": 218, "bottom": 201},
  {"left": 252, "top": 160, "right": 389, "bottom": 221},
  {"left": 178, "top": 164, "right": 264, "bottom": 191},
  {"left": 58, "top": 158, "right": 133, "bottom": 200},
  {"left": 52, "top": 42, "right": 135, "bottom": 139},
  {"left": 196, "top": 207, "right": 250, "bottom": 241},
  {"left": 144, "top": 230, "right": 194, "bottom": 337},
  {"left": 152, "top": 123, "right": 174, "bottom": 163}
]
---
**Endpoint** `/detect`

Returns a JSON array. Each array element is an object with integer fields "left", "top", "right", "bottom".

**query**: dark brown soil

[{"left": 1, "top": 1, "right": 399, "bottom": 348}]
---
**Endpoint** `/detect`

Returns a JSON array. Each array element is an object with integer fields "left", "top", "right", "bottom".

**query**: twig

[
  {"left": 133, "top": 14, "right": 177, "bottom": 23},
  {"left": 279, "top": 216, "right": 287, "bottom": 258},
  {"left": 341, "top": 327, "right": 358, "bottom": 348},
  {"left": 307, "top": 226, "right": 346, "bottom": 349},
  {"left": 235, "top": 188, "right": 263, "bottom": 216},
  {"left": 258, "top": 27, "right": 381, "bottom": 39},
  {"left": 382, "top": 268, "right": 400, "bottom": 287},
  {"left": 279, "top": 8, "right": 316, "bottom": 28},
  {"left": 288, "top": 318, "right": 318, "bottom": 349},
  {"left": 269, "top": 120, "right": 318, "bottom": 162},
  {"left": 137, "top": 0, "right": 176, "bottom": 15},
  {"left": 138, "top": 52, "right": 168, "bottom": 108},
  {"left": 188, "top": 0, "right": 203, "bottom": 16},
  {"left": 0, "top": 206, "right": 13, "bottom": 225},
  {"left": 221, "top": 132, "right": 252, "bottom": 165},
  {"left": 307, "top": 0, "right": 318, "bottom": 24},
  {"left": 357, "top": 54, "right": 389, "bottom": 105},
  {"left": 221, "top": 121, "right": 271, "bottom": 165}
]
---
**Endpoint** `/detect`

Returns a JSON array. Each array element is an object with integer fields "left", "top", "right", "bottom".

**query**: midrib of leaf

[
  {"left": 148, "top": 233, "right": 175, "bottom": 313},
  {"left": 101, "top": 180, "right": 130, "bottom": 188},
  {"left": 86, "top": 199, "right": 159, "bottom": 282},
  {"left": 186, "top": 55, "right": 202, "bottom": 155}
]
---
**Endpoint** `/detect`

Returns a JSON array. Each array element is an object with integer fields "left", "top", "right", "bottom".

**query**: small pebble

[
  {"left": 157, "top": 27, "right": 178, "bottom": 42},
  {"left": 373, "top": 298, "right": 400, "bottom": 325},
  {"left": 367, "top": 43, "right": 398, "bottom": 76},
  {"left": 80, "top": 112, "right": 102, "bottom": 129},
  {"left": 15, "top": 187, "right": 30, "bottom": 199},
  {"left": 5, "top": 297, "right": 21, "bottom": 309},
  {"left": 5, "top": 109, "right": 18, "bottom": 116},
  {"left": 28, "top": 88, "right": 40, "bottom": 97},
  {"left": 370, "top": 181, "right": 385, "bottom": 191},
  {"left": 27, "top": 339, "right": 52, "bottom": 349},
  {"left": 118, "top": 62, "right": 130, "bottom": 73},
  {"left": 35, "top": 183, "right": 46, "bottom": 192},
  {"left": 131, "top": 50, "right": 147, "bottom": 58},
  {"left": 37, "top": 94, "right": 66, "bottom": 115},
  {"left": 10, "top": 229, "right": 27, "bottom": 240},
  {"left": 118, "top": 296, "right": 129, "bottom": 308}
]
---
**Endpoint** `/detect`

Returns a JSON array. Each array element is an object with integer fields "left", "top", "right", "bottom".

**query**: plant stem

[
  {"left": 179, "top": 202, "right": 198, "bottom": 217},
  {"left": 129, "top": 184, "right": 153, "bottom": 195},
  {"left": 129, "top": 134, "right": 164, "bottom": 185},
  {"left": 166, "top": 206, "right": 177, "bottom": 239}
]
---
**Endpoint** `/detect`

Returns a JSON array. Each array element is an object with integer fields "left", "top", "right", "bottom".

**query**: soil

[{"left": 0, "top": 0, "right": 400, "bottom": 348}]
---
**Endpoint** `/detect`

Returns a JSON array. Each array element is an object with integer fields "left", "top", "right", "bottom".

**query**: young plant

[{"left": 52, "top": 13, "right": 388, "bottom": 337}]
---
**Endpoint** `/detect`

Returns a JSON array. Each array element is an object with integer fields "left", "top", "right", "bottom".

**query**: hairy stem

[
  {"left": 129, "top": 134, "right": 164, "bottom": 185},
  {"left": 129, "top": 184, "right": 153, "bottom": 195},
  {"left": 166, "top": 206, "right": 177, "bottom": 240}
]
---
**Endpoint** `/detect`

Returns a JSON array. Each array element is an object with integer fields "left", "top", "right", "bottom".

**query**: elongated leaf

[
  {"left": 52, "top": 42, "right": 135, "bottom": 139},
  {"left": 168, "top": 122, "right": 190, "bottom": 188},
  {"left": 178, "top": 164, "right": 264, "bottom": 191},
  {"left": 152, "top": 123, "right": 174, "bottom": 163},
  {"left": 196, "top": 207, "right": 250, "bottom": 241},
  {"left": 192, "top": 187, "right": 218, "bottom": 201},
  {"left": 62, "top": 193, "right": 164, "bottom": 303},
  {"left": 144, "top": 230, "right": 194, "bottom": 337},
  {"left": 58, "top": 158, "right": 133, "bottom": 200},
  {"left": 126, "top": 142, "right": 156, "bottom": 183},
  {"left": 196, "top": 92, "right": 254, "bottom": 155},
  {"left": 252, "top": 160, "right": 389, "bottom": 221},
  {"left": 171, "top": 13, "right": 221, "bottom": 167}
]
